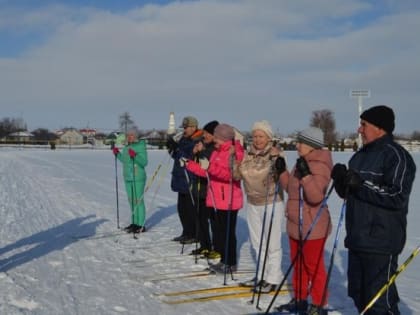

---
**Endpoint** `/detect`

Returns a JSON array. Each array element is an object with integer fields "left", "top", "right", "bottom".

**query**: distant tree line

[
  {"left": 0, "top": 117, "right": 27, "bottom": 138},
  {"left": 1, "top": 111, "right": 420, "bottom": 146}
]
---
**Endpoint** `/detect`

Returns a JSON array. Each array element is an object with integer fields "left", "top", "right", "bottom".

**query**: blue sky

[{"left": 1, "top": 0, "right": 420, "bottom": 135}]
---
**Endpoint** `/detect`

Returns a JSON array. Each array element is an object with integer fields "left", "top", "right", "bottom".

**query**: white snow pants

[{"left": 246, "top": 201, "right": 284, "bottom": 285}]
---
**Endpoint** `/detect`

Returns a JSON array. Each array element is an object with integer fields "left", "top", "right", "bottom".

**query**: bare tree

[
  {"left": 411, "top": 131, "right": 420, "bottom": 141},
  {"left": 118, "top": 112, "right": 137, "bottom": 144},
  {"left": 0, "top": 117, "right": 27, "bottom": 138},
  {"left": 310, "top": 109, "right": 337, "bottom": 145}
]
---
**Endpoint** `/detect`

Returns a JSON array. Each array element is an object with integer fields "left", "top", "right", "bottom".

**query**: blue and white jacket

[{"left": 345, "top": 134, "right": 416, "bottom": 255}]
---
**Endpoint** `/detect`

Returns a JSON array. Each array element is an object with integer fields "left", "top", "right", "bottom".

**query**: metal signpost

[{"left": 350, "top": 89, "right": 371, "bottom": 148}]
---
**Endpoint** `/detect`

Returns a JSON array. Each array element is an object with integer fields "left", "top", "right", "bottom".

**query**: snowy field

[{"left": 0, "top": 148, "right": 419, "bottom": 315}]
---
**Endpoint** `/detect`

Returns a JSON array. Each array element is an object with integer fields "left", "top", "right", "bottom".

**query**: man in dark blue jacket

[
  {"left": 332, "top": 105, "right": 416, "bottom": 315},
  {"left": 167, "top": 116, "right": 203, "bottom": 244}
]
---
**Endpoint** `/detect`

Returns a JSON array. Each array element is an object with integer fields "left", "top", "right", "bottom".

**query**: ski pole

[
  {"left": 143, "top": 153, "right": 170, "bottom": 194},
  {"left": 297, "top": 185, "right": 304, "bottom": 309},
  {"left": 360, "top": 244, "right": 420, "bottom": 315},
  {"left": 223, "top": 142, "right": 236, "bottom": 285},
  {"left": 114, "top": 154, "right": 120, "bottom": 229},
  {"left": 248, "top": 171, "right": 272, "bottom": 305},
  {"left": 319, "top": 200, "right": 347, "bottom": 311},
  {"left": 264, "top": 183, "right": 334, "bottom": 314},
  {"left": 183, "top": 168, "right": 195, "bottom": 207},
  {"left": 180, "top": 168, "right": 195, "bottom": 254},
  {"left": 194, "top": 179, "right": 201, "bottom": 264},
  {"left": 206, "top": 171, "right": 217, "bottom": 209},
  {"left": 132, "top": 154, "right": 169, "bottom": 208},
  {"left": 256, "top": 181, "right": 281, "bottom": 310},
  {"left": 131, "top": 156, "right": 138, "bottom": 239},
  {"left": 205, "top": 171, "right": 219, "bottom": 266},
  {"left": 147, "top": 155, "right": 171, "bottom": 212}
]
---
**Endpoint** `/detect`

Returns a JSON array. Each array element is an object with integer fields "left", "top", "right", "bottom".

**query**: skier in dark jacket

[
  {"left": 189, "top": 120, "right": 221, "bottom": 259},
  {"left": 331, "top": 105, "right": 416, "bottom": 315},
  {"left": 167, "top": 116, "right": 203, "bottom": 244}
]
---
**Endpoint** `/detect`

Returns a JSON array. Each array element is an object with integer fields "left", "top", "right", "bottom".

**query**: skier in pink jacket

[{"left": 185, "top": 123, "right": 244, "bottom": 273}]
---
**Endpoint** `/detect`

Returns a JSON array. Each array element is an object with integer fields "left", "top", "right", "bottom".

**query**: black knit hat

[
  {"left": 203, "top": 120, "right": 219, "bottom": 135},
  {"left": 360, "top": 105, "right": 395, "bottom": 134}
]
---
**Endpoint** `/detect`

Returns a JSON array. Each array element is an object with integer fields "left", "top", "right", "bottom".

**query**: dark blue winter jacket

[
  {"left": 345, "top": 134, "right": 416, "bottom": 255},
  {"left": 170, "top": 136, "right": 197, "bottom": 194}
]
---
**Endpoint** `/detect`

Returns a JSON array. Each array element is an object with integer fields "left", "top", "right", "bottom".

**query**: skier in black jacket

[{"left": 332, "top": 105, "right": 416, "bottom": 315}]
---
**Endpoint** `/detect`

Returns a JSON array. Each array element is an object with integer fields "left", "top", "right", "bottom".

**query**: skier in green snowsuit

[{"left": 113, "top": 129, "right": 148, "bottom": 233}]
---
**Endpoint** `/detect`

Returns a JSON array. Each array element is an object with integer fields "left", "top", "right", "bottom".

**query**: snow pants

[
  {"left": 217, "top": 210, "right": 238, "bottom": 266},
  {"left": 124, "top": 179, "right": 146, "bottom": 226},
  {"left": 197, "top": 201, "right": 214, "bottom": 250},
  {"left": 247, "top": 201, "right": 284, "bottom": 285},
  {"left": 347, "top": 250, "right": 400, "bottom": 315},
  {"left": 177, "top": 192, "right": 196, "bottom": 239},
  {"left": 289, "top": 237, "right": 328, "bottom": 306}
]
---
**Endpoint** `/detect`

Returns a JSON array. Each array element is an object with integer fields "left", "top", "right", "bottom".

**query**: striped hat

[{"left": 297, "top": 127, "right": 324, "bottom": 149}]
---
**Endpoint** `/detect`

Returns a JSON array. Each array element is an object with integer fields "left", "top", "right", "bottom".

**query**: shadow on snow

[{"left": 0, "top": 215, "right": 106, "bottom": 272}]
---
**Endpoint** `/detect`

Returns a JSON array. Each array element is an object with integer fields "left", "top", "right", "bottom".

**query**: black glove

[
  {"left": 166, "top": 136, "right": 178, "bottom": 154},
  {"left": 331, "top": 163, "right": 347, "bottom": 181},
  {"left": 331, "top": 164, "right": 364, "bottom": 198},
  {"left": 274, "top": 156, "right": 286, "bottom": 175},
  {"left": 272, "top": 156, "right": 286, "bottom": 181},
  {"left": 346, "top": 169, "right": 364, "bottom": 193},
  {"left": 295, "top": 157, "right": 311, "bottom": 179},
  {"left": 331, "top": 163, "right": 347, "bottom": 198}
]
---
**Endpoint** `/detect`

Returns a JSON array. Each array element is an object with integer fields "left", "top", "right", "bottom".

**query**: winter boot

[
  {"left": 276, "top": 298, "right": 308, "bottom": 314},
  {"left": 307, "top": 304, "right": 328, "bottom": 315},
  {"left": 239, "top": 278, "right": 258, "bottom": 287},
  {"left": 257, "top": 280, "right": 278, "bottom": 293},
  {"left": 190, "top": 247, "right": 209, "bottom": 256},
  {"left": 209, "top": 262, "right": 237, "bottom": 274},
  {"left": 132, "top": 225, "right": 146, "bottom": 233},
  {"left": 172, "top": 235, "right": 186, "bottom": 242},
  {"left": 180, "top": 237, "right": 198, "bottom": 244},
  {"left": 206, "top": 250, "right": 221, "bottom": 259},
  {"left": 124, "top": 224, "right": 135, "bottom": 233}
]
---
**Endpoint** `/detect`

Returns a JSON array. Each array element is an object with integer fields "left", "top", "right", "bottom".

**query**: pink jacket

[
  {"left": 279, "top": 149, "right": 333, "bottom": 240},
  {"left": 187, "top": 140, "right": 244, "bottom": 211}
]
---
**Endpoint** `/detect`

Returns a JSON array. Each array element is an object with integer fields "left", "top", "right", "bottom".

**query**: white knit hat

[
  {"left": 297, "top": 127, "right": 324, "bottom": 149},
  {"left": 252, "top": 120, "right": 273, "bottom": 139}
]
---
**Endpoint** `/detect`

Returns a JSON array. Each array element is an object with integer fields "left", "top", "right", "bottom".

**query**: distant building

[
  {"left": 145, "top": 129, "right": 161, "bottom": 139},
  {"left": 79, "top": 128, "right": 96, "bottom": 137},
  {"left": 104, "top": 132, "right": 126, "bottom": 146},
  {"left": 59, "top": 129, "right": 84, "bottom": 145},
  {"left": 7, "top": 131, "right": 34, "bottom": 142}
]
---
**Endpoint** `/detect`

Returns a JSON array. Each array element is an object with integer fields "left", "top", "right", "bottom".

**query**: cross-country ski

[{"left": 161, "top": 288, "right": 290, "bottom": 304}]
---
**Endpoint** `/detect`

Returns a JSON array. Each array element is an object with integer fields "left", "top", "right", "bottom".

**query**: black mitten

[
  {"left": 331, "top": 163, "right": 347, "bottom": 198},
  {"left": 295, "top": 157, "right": 311, "bottom": 179},
  {"left": 274, "top": 156, "right": 286, "bottom": 175},
  {"left": 346, "top": 169, "right": 364, "bottom": 193},
  {"left": 272, "top": 156, "right": 286, "bottom": 182},
  {"left": 166, "top": 136, "right": 178, "bottom": 154}
]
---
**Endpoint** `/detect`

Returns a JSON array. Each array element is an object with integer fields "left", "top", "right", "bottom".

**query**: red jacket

[
  {"left": 280, "top": 149, "right": 333, "bottom": 240},
  {"left": 187, "top": 140, "right": 244, "bottom": 211}
]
